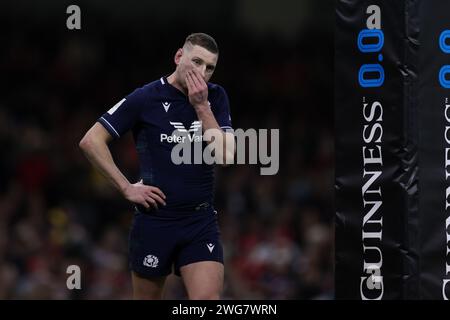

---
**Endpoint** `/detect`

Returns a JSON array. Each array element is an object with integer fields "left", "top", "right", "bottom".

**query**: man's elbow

[{"left": 79, "top": 133, "right": 94, "bottom": 153}]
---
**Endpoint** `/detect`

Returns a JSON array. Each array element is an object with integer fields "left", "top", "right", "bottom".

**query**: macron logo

[
  {"left": 162, "top": 102, "right": 171, "bottom": 112},
  {"left": 206, "top": 243, "right": 215, "bottom": 253}
]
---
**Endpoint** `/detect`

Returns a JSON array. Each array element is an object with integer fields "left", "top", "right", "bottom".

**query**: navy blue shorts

[{"left": 128, "top": 206, "right": 223, "bottom": 278}]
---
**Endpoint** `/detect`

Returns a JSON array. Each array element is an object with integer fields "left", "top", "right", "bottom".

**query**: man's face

[{"left": 175, "top": 44, "right": 218, "bottom": 88}]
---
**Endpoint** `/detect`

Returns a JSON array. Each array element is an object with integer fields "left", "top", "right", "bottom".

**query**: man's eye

[{"left": 193, "top": 60, "right": 201, "bottom": 65}]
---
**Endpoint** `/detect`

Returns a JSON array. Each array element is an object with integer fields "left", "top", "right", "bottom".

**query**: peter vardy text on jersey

[{"left": 161, "top": 132, "right": 203, "bottom": 143}]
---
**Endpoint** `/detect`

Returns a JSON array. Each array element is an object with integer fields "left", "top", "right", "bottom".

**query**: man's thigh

[
  {"left": 131, "top": 271, "right": 166, "bottom": 300},
  {"left": 180, "top": 261, "right": 224, "bottom": 300}
]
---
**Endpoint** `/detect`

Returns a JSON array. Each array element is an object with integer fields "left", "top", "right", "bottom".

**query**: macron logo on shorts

[
  {"left": 143, "top": 254, "right": 159, "bottom": 268},
  {"left": 206, "top": 243, "right": 215, "bottom": 253}
]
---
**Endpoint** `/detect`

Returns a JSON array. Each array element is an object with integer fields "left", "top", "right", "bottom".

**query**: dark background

[{"left": 0, "top": 0, "right": 333, "bottom": 299}]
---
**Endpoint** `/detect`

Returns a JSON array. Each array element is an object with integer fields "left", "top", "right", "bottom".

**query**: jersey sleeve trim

[
  {"left": 220, "top": 126, "right": 234, "bottom": 133},
  {"left": 98, "top": 117, "right": 121, "bottom": 138}
]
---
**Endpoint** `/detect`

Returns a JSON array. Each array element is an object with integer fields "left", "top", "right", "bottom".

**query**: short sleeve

[
  {"left": 97, "top": 87, "right": 146, "bottom": 138},
  {"left": 211, "top": 86, "right": 233, "bottom": 133}
]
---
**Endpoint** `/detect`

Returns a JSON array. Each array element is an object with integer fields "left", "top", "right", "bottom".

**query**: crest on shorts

[{"left": 143, "top": 254, "right": 159, "bottom": 268}]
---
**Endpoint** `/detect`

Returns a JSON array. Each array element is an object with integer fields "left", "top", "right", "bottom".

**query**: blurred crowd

[{"left": 0, "top": 6, "right": 333, "bottom": 299}]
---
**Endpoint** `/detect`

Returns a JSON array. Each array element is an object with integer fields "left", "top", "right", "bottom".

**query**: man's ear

[{"left": 174, "top": 48, "right": 183, "bottom": 65}]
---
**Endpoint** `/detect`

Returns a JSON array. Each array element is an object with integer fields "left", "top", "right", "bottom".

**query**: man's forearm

[
  {"left": 194, "top": 103, "right": 221, "bottom": 132},
  {"left": 79, "top": 135, "right": 130, "bottom": 195},
  {"left": 194, "top": 104, "right": 235, "bottom": 164}
]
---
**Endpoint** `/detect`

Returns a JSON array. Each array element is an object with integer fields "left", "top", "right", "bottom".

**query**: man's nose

[{"left": 195, "top": 65, "right": 206, "bottom": 78}]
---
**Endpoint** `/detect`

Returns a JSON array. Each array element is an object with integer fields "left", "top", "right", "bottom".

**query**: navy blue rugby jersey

[{"left": 97, "top": 76, "right": 233, "bottom": 211}]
